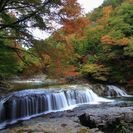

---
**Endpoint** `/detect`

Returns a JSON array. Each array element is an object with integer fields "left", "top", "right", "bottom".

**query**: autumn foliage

[
  {"left": 23, "top": 0, "right": 132, "bottom": 86},
  {"left": 63, "top": 17, "right": 90, "bottom": 35},
  {"left": 97, "top": 6, "right": 113, "bottom": 25},
  {"left": 60, "top": 0, "right": 81, "bottom": 18},
  {"left": 101, "top": 36, "right": 128, "bottom": 46},
  {"left": 0, "top": 0, "right": 132, "bottom": 88}
]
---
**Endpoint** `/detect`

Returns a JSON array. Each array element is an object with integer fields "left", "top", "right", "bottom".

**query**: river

[{"left": 0, "top": 79, "right": 133, "bottom": 132}]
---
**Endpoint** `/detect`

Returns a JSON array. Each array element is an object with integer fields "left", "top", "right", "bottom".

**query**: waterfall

[
  {"left": 107, "top": 85, "right": 128, "bottom": 97},
  {"left": 0, "top": 85, "right": 111, "bottom": 129}
]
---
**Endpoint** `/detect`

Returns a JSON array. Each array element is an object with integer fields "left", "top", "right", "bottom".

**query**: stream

[{"left": 0, "top": 80, "right": 133, "bottom": 131}]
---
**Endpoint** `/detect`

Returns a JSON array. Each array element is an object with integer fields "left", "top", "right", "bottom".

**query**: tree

[
  {"left": 0, "top": 33, "right": 18, "bottom": 77},
  {"left": 77, "top": 0, "right": 133, "bottom": 85},
  {"left": 0, "top": 0, "right": 81, "bottom": 61},
  {"left": 81, "top": 64, "right": 110, "bottom": 81},
  {"left": 0, "top": 0, "right": 83, "bottom": 78},
  {"left": 0, "top": 0, "right": 64, "bottom": 46},
  {"left": 103, "top": 0, "right": 124, "bottom": 7},
  {"left": 0, "top": 0, "right": 84, "bottom": 45}
]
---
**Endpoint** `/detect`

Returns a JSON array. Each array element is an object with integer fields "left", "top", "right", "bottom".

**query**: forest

[{"left": 0, "top": 0, "right": 132, "bottom": 87}]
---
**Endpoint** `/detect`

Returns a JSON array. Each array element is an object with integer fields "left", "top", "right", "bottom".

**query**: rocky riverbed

[
  {"left": 1, "top": 102, "right": 133, "bottom": 133},
  {"left": 0, "top": 78, "right": 133, "bottom": 133}
]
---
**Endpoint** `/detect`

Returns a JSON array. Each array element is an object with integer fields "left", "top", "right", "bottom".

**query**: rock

[
  {"left": 5, "top": 117, "right": 93, "bottom": 133},
  {"left": 78, "top": 106, "right": 133, "bottom": 131},
  {"left": 79, "top": 114, "right": 97, "bottom": 128},
  {"left": 1, "top": 98, "right": 133, "bottom": 133}
]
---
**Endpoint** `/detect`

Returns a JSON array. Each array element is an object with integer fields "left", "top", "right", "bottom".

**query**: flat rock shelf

[{"left": 1, "top": 103, "right": 133, "bottom": 133}]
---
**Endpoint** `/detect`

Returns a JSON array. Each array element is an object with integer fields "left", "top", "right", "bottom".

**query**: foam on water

[{"left": 0, "top": 85, "right": 113, "bottom": 129}]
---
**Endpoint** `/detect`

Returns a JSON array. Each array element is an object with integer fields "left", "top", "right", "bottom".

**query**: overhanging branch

[{"left": 0, "top": 0, "right": 51, "bottom": 30}]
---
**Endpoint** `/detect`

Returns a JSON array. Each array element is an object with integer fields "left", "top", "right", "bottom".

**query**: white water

[
  {"left": 107, "top": 85, "right": 128, "bottom": 97},
  {"left": 0, "top": 85, "right": 113, "bottom": 129},
  {"left": 12, "top": 80, "right": 43, "bottom": 84}
]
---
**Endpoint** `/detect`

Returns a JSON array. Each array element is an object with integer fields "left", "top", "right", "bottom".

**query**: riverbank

[
  {"left": 0, "top": 74, "right": 132, "bottom": 96},
  {"left": 1, "top": 102, "right": 133, "bottom": 133}
]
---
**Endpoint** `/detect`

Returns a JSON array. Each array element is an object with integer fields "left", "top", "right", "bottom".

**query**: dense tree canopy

[
  {"left": 34, "top": 0, "right": 132, "bottom": 86},
  {"left": 79, "top": 0, "right": 133, "bottom": 85},
  {"left": 0, "top": 0, "right": 132, "bottom": 88}
]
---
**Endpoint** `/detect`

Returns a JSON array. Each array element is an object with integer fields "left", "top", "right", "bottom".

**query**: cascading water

[
  {"left": 107, "top": 85, "right": 128, "bottom": 97},
  {"left": 0, "top": 85, "right": 111, "bottom": 129}
]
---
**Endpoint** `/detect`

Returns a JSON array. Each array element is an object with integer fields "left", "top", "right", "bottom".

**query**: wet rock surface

[{"left": 1, "top": 102, "right": 133, "bottom": 133}]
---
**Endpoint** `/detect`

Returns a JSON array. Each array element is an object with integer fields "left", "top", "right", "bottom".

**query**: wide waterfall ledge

[{"left": 0, "top": 85, "right": 116, "bottom": 129}]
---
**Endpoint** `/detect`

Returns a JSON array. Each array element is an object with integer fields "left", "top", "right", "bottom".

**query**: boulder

[{"left": 78, "top": 106, "right": 133, "bottom": 131}]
